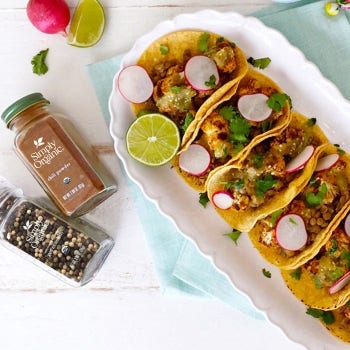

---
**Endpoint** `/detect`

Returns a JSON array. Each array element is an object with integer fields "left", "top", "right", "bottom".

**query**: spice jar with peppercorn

[{"left": 0, "top": 176, "right": 114, "bottom": 286}]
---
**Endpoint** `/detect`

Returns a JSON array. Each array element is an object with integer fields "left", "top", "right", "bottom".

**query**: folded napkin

[{"left": 87, "top": 0, "right": 350, "bottom": 320}]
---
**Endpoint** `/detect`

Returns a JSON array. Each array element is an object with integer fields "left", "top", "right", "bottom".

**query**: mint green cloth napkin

[{"left": 87, "top": 0, "right": 350, "bottom": 319}]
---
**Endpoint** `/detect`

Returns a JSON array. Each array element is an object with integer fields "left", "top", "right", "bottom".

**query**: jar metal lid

[{"left": 1, "top": 93, "right": 50, "bottom": 126}]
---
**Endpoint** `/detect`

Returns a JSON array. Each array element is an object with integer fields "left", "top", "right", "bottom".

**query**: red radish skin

[
  {"left": 314, "top": 153, "right": 340, "bottom": 172},
  {"left": 178, "top": 144, "right": 211, "bottom": 176},
  {"left": 275, "top": 213, "right": 307, "bottom": 251},
  {"left": 344, "top": 213, "right": 350, "bottom": 237},
  {"left": 184, "top": 56, "right": 219, "bottom": 91},
  {"left": 117, "top": 65, "right": 154, "bottom": 104},
  {"left": 26, "top": 0, "right": 70, "bottom": 35},
  {"left": 285, "top": 145, "right": 315, "bottom": 173},
  {"left": 329, "top": 271, "right": 350, "bottom": 295},
  {"left": 237, "top": 93, "right": 272, "bottom": 122},
  {"left": 212, "top": 191, "right": 234, "bottom": 210}
]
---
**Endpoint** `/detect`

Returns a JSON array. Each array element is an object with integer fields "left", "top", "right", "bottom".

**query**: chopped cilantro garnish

[
  {"left": 197, "top": 33, "right": 210, "bottom": 53},
  {"left": 219, "top": 106, "right": 251, "bottom": 144},
  {"left": 341, "top": 250, "right": 350, "bottom": 268},
  {"left": 262, "top": 268, "right": 271, "bottom": 278},
  {"left": 305, "top": 183, "right": 327, "bottom": 206},
  {"left": 329, "top": 238, "right": 338, "bottom": 255},
  {"left": 306, "top": 118, "right": 317, "bottom": 126},
  {"left": 247, "top": 56, "right": 271, "bottom": 69},
  {"left": 270, "top": 209, "right": 283, "bottom": 226},
  {"left": 252, "top": 153, "right": 264, "bottom": 168},
  {"left": 290, "top": 267, "right": 302, "bottom": 280},
  {"left": 205, "top": 74, "right": 217, "bottom": 89},
  {"left": 329, "top": 268, "right": 344, "bottom": 281},
  {"left": 266, "top": 93, "right": 292, "bottom": 111},
  {"left": 199, "top": 192, "right": 209, "bottom": 207},
  {"left": 31, "top": 48, "right": 49, "bottom": 75},
  {"left": 160, "top": 44, "right": 169, "bottom": 55},
  {"left": 181, "top": 112, "right": 194, "bottom": 133},
  {"left": 306, "top": 308, "right": 335, "bottom": 325},
  {"left": 226, "top": 179, "right": 244, "bottom": 191},
  {"left": 255, "top": 174, "right": 278, "bottom": 197},
  {"left": 224, "top": 229, "right": 241, "bottom": 245}
]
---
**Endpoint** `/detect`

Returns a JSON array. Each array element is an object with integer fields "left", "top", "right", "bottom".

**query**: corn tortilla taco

[
  {"left": 249, "top": 144, "right": 350, "bottom": 270},
  {"left": 282, "top": 205, "right": 350, "bottom": 310},
  {"left": 205, "top": 111, "right": 328, "bottom": 232},
  {"left": 172, "top": 68, "right": 292, "bottom": 192},
  {"left": 131, "top": 30, "right": 249, "bottom": 146}
]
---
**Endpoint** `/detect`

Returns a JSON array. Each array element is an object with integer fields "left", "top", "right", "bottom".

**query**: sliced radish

[
  {"left": 184, "top": 56, "right": 219, "bottom": 91},
  {"left": 314, "top": 153, "right": 340, "bottom": 172},
  {"left": 178, "top": 144, "right": 211, "bottom": 176},
  {"left": 237, "top": 93, "right": 272, "bottom": 122},
  {"left": 344, "top": 213, "right": 350, "bottom": 237},
  {"left": 285, "top": 145, "right": 315, "bottom": 173},
  {"left": 329, "top": 271, "right": 350, "bottom": 295},
  {"left": 275, "top": 213, "right": 307, "bottom": 251},
  {"left": 117, "top": 65, "right": 154, "bottom": 104},
  {"left": 212, "top": 190, "right": 234, "bottom": 210}
]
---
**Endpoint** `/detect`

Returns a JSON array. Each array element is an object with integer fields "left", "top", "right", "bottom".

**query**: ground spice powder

[{"left": 1, "top": 93, "right": 117, "bottom": 217}]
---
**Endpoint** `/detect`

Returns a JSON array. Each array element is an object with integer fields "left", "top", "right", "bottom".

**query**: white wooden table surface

[{"left": 0, "top": 1, "right": 306, "bottom": 349}]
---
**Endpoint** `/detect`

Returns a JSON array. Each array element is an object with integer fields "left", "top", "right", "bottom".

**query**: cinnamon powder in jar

[{"left": 1, "top": 93, "right": 117, "bottom": 217}]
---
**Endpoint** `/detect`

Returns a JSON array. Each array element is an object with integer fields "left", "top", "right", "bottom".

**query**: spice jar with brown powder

[
  {"left": 0, "top": 176, "right": 114, "bottom": 286},
  {"left": 1, "top": 93, "right": 117, "bottom": 217}
]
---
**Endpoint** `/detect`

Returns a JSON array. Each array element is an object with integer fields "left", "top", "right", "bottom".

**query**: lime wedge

[
  {"left": 126, "top": 113, "right": 180, "bottom": 166},
  {"left": 67, "top": 0, "right": 105, "bottom": 47}
]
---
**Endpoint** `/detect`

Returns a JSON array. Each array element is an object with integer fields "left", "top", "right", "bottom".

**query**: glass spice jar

[
  {"left": 0, "top": 176, "right": 114, "bottom": 286},
  {"left": 1, "top": 93, "right": 117, "bottom": 217}
]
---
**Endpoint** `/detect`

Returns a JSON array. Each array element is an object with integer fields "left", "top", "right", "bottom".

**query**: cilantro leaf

[
  {"left": 31, "top": 48, "right": 49, "bottom": 75},
  {"left": 247, "top": 56, "right": 271, "bottom": 69},
  {"left": 197, "top": 33, "right": 210, "bottom": 53},
  {"left": 290, "top": 267, "right": 302, "bottom": 280},
  {"left": 255, "top": 174, "right": 278, "bottom": 197},
  {"left": 199, "top": 192, "right": 209, "bottom": 207},
  {"left": 262, "top": 268, "right": 271, "bottom": 278},
  {"left": 306, "top": 183, "right": 327, "bottom": 206},
  {"left": 306, "top": 308, "right": 335, "bottom": 325},
  {"left": 266, "top": 93, "right": 291, "bottom": 111},
  {"left": 219, "top": 106, "right": 251, "bottom": 144},
  {"left": 270, "top": 209, "right": 283, "bottom": 226},
  {"left": 306, "top": 118, "right": 317, "bottom": 127},
  {"left": 180, "top": 112, "right": 194, "bottom": 133},
  {"left": 204, "top": 74, "right": 217, "bottom": 89},
  {"left": 160, "top": 44, "right": 169, "bottom": 55},
  {"left": 226, "top": 179, "right": 244, "bottom": 190},
  {"left": 224, "top": 230, "right": 241, "bottom": 245},
  {"left": 252, "top": 153, "right": 264, "bottom": 168}
]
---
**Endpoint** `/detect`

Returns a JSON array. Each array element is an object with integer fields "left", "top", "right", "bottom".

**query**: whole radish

[{"left": 26, "top": 0, "right": 71, "bottom": 35}]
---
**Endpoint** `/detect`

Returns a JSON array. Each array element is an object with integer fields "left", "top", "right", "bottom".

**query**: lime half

[
  {"left": 67, "top": 0, "right": 105, "bottom": 47},
  {"left": 126, "top": 113, "right": 180, "bottom": 166}
]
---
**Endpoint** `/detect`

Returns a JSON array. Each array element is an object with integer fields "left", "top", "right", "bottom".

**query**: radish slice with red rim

[
  {"left": 117, "top": 65, "right": 154, "bottom": 104},
  {"left": 329, "top": 271, "right": 350, "bottom": 295},
  {"left": 184, "top": 56, "right": 219, "bottom": 91},
  {"left": 344, "top": 213, "right": 350, "bottom": 237},
  {"left": 212, "top": 190, "right": 234, "bottom": 210},
  {"left": 275, "top": 213, "right": 307, "bottom": 251},
  {"left": 178, "top": 144, "right": 211, "bottom": 176},
  {"left": 237, "top": 93, "right": 272, "bottom": 122},
  {"left": 314, "top": 153, "right": 340, "bottom": 172},
  {"left": 285, "top": 145, "right": 315, "bottom": 173}
]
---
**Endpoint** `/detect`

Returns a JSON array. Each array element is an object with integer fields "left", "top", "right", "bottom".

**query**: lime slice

[
  {"left": 67, "top": 0, "right": 105, "bottom": 47},
  {"left": 126, "top": 113, "right": 180, "bottom": 166}
]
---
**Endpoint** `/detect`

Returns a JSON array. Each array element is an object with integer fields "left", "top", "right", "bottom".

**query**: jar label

[
  {"left": 15, "top": 116, "right": 104, "bottom": 215},
  {"left": 4, "top": 201, "right": 100, "bottom": 282}
]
